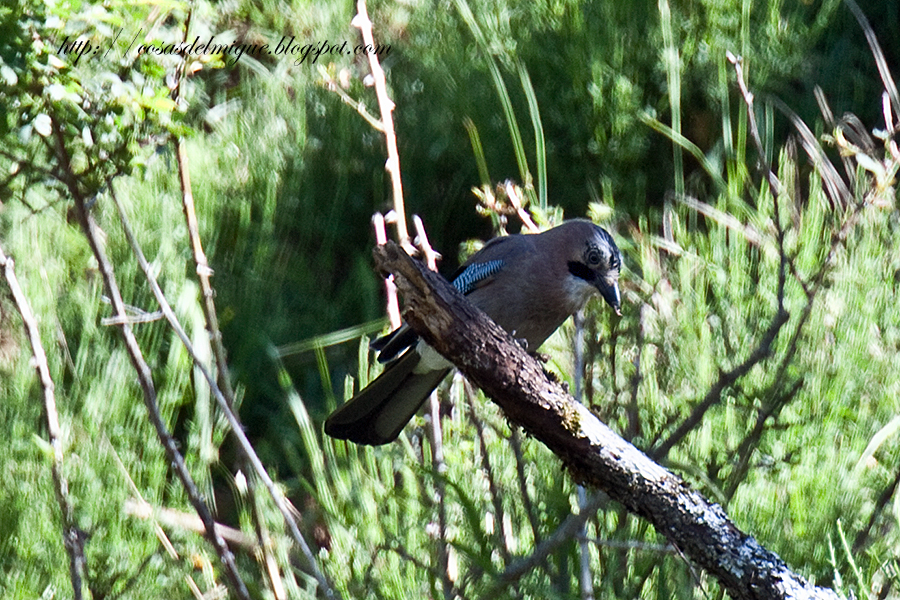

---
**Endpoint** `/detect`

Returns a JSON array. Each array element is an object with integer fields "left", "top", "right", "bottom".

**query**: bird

[{"left": 324, "top": 219, "right": 622, "bottom": 445}]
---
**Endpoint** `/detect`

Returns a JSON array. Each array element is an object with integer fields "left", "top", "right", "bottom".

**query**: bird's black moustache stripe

[{"left": 567, "top": 261, "right": 595, "bottom": 283}]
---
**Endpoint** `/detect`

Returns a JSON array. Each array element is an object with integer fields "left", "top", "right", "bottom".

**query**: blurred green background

[{"left": 2, "top": 0, "right": 900, "bottom": 598}]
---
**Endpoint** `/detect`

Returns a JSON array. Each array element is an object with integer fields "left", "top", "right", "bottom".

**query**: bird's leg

[
  {"left": 512, "top": 334, "right": 562, "bottom": 386},
  {"left": 512, "top": 334, "right": 550, "bottom": 364},
  {"left": 512, "top": 333, "right": 530, "bottom": 352},
  {"left": 542, "top": 367, "right": 570, "bottom": 393},
  {"left": 531, "top": 351, "right": 550, "bottom": 364}
]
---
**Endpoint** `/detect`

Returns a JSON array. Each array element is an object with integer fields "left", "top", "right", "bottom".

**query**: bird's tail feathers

[
  {"left": 370, "top": 324, "right": 419, "bottom": 363},
  {"left": 324, "top": 351, "right": 449, "bottom": 445}
]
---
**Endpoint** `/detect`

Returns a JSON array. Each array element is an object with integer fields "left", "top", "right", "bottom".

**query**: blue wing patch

[{"left": 452, "top": 259, "right": 504, "bottom": 295}]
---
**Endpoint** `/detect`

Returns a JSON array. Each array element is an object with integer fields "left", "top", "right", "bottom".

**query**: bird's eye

[{"left": 585, "top": 247, "right": 602, "bottom": 266}]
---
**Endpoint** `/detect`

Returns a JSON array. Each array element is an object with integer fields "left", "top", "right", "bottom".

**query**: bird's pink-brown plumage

[{"left": 324, "top": 219, "right": 622, "bottom": 445}]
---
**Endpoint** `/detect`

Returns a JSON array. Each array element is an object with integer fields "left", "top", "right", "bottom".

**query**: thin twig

[
  {"left": 108, "top": 183, "right": 341, "bottom": 599},
  {"left": 726, "top": 52, "right": 785, "bottom": 203},
  {"left": 727, "top": 52, "right": 792, "bottom": 322},
  {"left": 427, "top": 389, "right": 453, "bottom": 600},
  {"left": 124, "top": 499, "right": 259, "bottom": 551},
  {"left": 172, "top": 15, "right": 236, "bottom": 409},
  {"left": 494, "top": 491, "right": 607, "bottom": 590},
  {"left": 723, "top": 378, "right": 804, "bottom": 502},
  {"left": 246, "top": 480, "right": 289, "bottom": 600},
  {"left": 372, "top": 212, "right": 401, "bottom": 329},
  {"left": 651, "top": 306, "right": 788, "bottom": 460},
  {"left": 464, "top": 384, "right": 511, "bottom": 564},
  {"left": 676, "top": 195, "right": 776, "bottom": 259},
  {"left": 509, "top": 428, "right": 542, "bottom": 547},
  {"left": 0, "top": 245, "right": 86, "bottom": 600},
  {"left": 627, "top": 304, "right": 647, "bottom": 441},
  {"left": 656, "top": 55, "right": 830, "bottom": 461},
  {"left": 504, "top": 181, "right": 539, "bottom": 233},
  {"left": 352, "top": 0, "right": 411, "bottom": 250},
  {"left": 175, "top": 139, "right": 236, "bottom": 405},
  {"left": 106, "top": 436, "right": 180, "bottom": 560},
  {"left": 573, "top": 310, "right": 595, "bottom": 600},
  {"left": 50, "top": 117, "right": 251, "bottom": 600},
  {"left": 412, "top": 214, "right": 441, "bottom": 271},
  {"left": 411, "top": 215, "right": 452, "bottom": 599},
  {"left": 853, "top": 463, "right": 900, "bottom": 553},
  {"left": 100, "top": 311, "right": 164, "bottom": 325},
  {"left": 318, "top": 66, "right": 385, "bottom": 132}
]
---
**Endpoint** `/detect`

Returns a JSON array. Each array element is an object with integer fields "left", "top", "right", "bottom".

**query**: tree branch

[
  {"left": 374, "top": 240, "right": 839, "bottom": 600},
  {"left": 49, "top": 115, "right": 251, "bottom": 600},
  {"left": 108, "top": 183, "right": 340, "bottom": 599},
  {"left": 0, "top": 245, "right": 86, "bottom": 600}
]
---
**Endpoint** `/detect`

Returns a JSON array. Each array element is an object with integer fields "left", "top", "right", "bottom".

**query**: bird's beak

[{"left": 596, "top": 277, "right": 621, "bottom": 316}]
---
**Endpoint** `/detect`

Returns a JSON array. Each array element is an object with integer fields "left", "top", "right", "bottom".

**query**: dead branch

[
  {"left": 50, "top": 114, "right": 251, "bottom": 600},
  {"left": 374, "top": 240, "right": 839, "bottom": 600},
  {"left": 0, "top": 245, "right": 86, "bottom": 600}
]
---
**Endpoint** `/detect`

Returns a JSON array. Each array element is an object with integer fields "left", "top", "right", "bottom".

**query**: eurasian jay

[{"left": 324, "top": 219, "right": 623, "bottom": 445}]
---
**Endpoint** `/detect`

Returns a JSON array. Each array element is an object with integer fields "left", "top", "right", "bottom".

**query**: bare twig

[
  {"left": 171, "top": 15, "right": 236, "bottom": 409},
  {"left": 376, "top": 241, "right": 839, "bottom": 600},
  {"left": 412, "top": 214, "right": 441, "bottom": 271},
  {"left": 373, "top": 212, "right": 401, "bottom": 329},
  {"left": 108, "top": 184, "right": 341, "bottom": 599},
  {"left": 853, "top": 463, "right": 900, "bottom": 553},
  {"left": 727, "top": 52, "right": 792, "bottom": 322},
  {"left": 723, "top": 378, "right": 804, "bottom": 502},
  {"left": 573, "top": 310, "right": 596, "bottom": 600},
  {"left": 651, "top": 306, "right": 789, "bottom": 460},
  {"left": 410, "top": 214, "right": 452, "bottom": 599},
  {"left": 627, "top": 304, "right": 647, "bottom": 441},
  {"left": 106, "top": 437, "right": 180, "bottom": 559},
  {"left": 496, "top": 491, "right": 607, "bottom": 589},
  {"left": 352, "top": 0, "right": 411, "bottom": 250},
  {"left": 726, "top": 52, "right": 785, "bottom": 203},
  {"left": 504, "top": 181, "right": 539, "bottom": 233},
  {"left": 318, "top": 66, "right": 385, "bottom": 132},
  {"left": 0, "top": 245, "right": 86, "bottom": 600},
  {"left": 100, "top": 310, "right": 164, "bottom": 325},
  {"left": 656, "top": 53, "right": 857, "bottom": 462},
  {"left": 175, "top": 140, "right": 236, "bottom": 406},
  {"left": 124, "top": 499, "right": 259, "bottom": 551},
  {"left": 246, "top": 482, "right": 289, "bottom": 600},
  {"left": 509, "top": 428, "right": 542, "bottom": 547},
  {"left": 426, "top": 388, "right": 453, "bottom": 600},
  {"left": 464, "top": 385, "right": 512, "bottom": 563},
  {"left": 676, "top": 195, "right": 776, "bottom": 259},
  {"left": 50, "top": 117, "right": 251, "bottom": 600}
]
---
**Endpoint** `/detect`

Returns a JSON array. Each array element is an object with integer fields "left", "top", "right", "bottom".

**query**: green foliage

[{"left": 1, "top": 0, "right": 900, "bottom": 598}]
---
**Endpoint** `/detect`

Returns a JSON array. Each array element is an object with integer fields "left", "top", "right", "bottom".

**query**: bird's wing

[
  {"left": 371, "top": 323, "right": 418, "bottom": 363},
  {"left": 372, "top": 255, "right": 502, "bottom": 362},
  {"left": 324, "top": 350, "right": 451, "bottom": 445},
  {"left": 449, "top": 234, "right": 531, "bottom": 294},
  {"left": 372, "top": 234, "right": 530, "bottom": 362},
  {"left": 451, "top": 259, "right": 505, "bottom": 294}
]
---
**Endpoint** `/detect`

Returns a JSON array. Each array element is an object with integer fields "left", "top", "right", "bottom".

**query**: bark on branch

[{"left": 373, "top": 241, "right": 838, "bottom": 600}]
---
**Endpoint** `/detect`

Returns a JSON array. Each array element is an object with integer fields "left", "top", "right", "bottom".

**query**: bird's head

[{"left": 561, "top": 220, "right": 622, "bottom": 316}]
